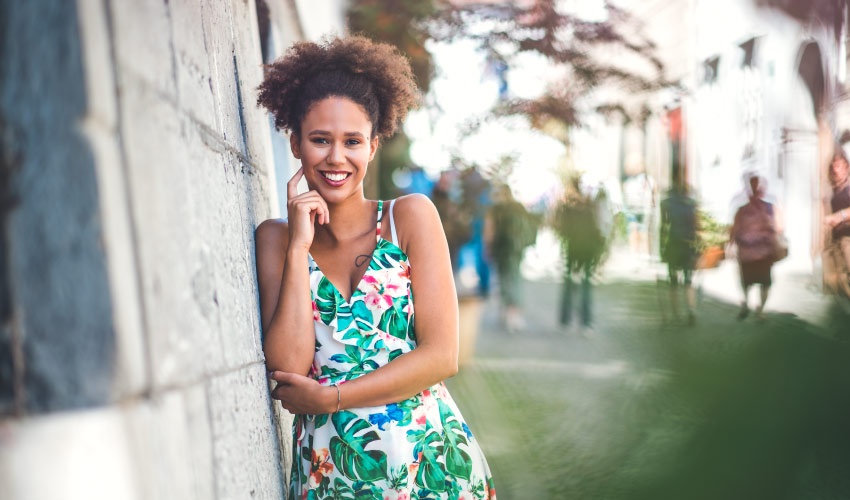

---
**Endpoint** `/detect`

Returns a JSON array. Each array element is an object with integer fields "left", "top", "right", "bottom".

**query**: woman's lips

[{"left": 319, "top": 170, "right": 352, "bottom": 187}]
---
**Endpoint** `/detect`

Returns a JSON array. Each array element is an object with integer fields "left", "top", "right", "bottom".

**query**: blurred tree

[
  {"left": 348, "top": 0, "right": 437, "bottom": 199},
  {"left": 428, "top": 0, "right": 671, "bottom": 132}
]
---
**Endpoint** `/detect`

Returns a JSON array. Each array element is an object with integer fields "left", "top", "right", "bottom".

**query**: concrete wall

[{"left": 0, "top": 0, "right": 310, "bottom": 498}]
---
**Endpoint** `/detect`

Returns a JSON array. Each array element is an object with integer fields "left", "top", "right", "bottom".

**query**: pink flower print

[
  {"left": 311, "top": 300, "right": 320, "bottom": 321},
  {"left": 364, "top": 290, "right": 393, "bottom": 314},
  {"left": 457, "top": 492, "right": 474, "bottom": 500},
  {"left": 358, "top": 273, "right": 382, "bottom": 294},
  {"left": 383, "top": 270, "right": 409, "bottom": 298},
  {"left": 382, "top": 489, "right": 411, "bottom": 500}
]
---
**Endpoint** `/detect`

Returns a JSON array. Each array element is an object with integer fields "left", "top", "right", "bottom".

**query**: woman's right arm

[{"left": 255, "top": 168, "right": 330, "bottom": 376}]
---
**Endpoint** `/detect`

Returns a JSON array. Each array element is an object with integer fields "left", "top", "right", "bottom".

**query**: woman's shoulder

[
  {"left": 391, "top": 193, "right": 437, "bottom": 215},
  {"left": 389, "top": 194, "right": 442, "bottom": 246},
  {"left": 255, "top": 218, "right": 290, "bottom": 251}
]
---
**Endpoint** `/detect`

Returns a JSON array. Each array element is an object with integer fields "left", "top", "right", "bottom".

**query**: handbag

[{"left": 774, "top": 234, "right": 789, "bottom": 262}]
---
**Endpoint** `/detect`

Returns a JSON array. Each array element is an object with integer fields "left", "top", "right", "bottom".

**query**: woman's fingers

[
  {"left": 286, "top": 167, "right": 304, "bottom": 200},
  {"left": 288, "top": 191, "right": 329, "bottom": 225}
]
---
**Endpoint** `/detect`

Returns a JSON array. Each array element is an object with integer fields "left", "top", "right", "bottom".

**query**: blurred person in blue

[
  {"left": 824, "top": 145, "right": 850, "bottom": 296},
  {"left": 660, "top": 180, "right": 699, "bottom": 326},
  {"left": 457, "top": 167, "right": 493, "bottom": 297},
  {"left": 730, "top": 174, "right": 783, "bottom": 321}
]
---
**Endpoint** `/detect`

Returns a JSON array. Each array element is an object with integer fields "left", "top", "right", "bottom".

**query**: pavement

[{"left": 445, "top": 261, "right": 850, "bottom": 500}]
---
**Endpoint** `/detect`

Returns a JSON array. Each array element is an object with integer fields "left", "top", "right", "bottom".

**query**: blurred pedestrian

[
  {"left": 488, "top": 184, "right": 540, "bottom": 332},
  {"left": 553, "top": 175, "right": 609, "bottom": 330},
  {"left": 824, "top": 146, "right": 850, "bottom": 296},
  {"left": 730, "top": 175, "right": 782, "bottom": 321},
  {"left": 660, "top": 184, "right": 699, "bottom": 325},
  {"left": 432, "top": 169, "right": 472, "bottom": 270}
]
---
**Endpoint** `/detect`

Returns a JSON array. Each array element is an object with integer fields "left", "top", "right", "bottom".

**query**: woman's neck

[{"left": 316, "top": 195, "right": 375, "bottom": 243}]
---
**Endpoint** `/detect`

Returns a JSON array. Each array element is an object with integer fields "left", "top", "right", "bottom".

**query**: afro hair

[{"left": 257, "top": 35, "right": 420, "bottom": 139}]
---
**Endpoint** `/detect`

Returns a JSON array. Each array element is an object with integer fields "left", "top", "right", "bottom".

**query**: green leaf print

[
  {"left": 372, "top": 239, "right": 405, "bottom": 268},
  {"left": 330, "top": 345, "right": 380, "bottom": 379},
  {"left": 378, "top": 299, "right": 409, "bottom": 341},
  {"left": 314, "top": 413, "right": 328, "bottom": 429},
  {"left": 330, "top": 478, "right": 355, "bottom": 500},
  {"left": 438, "top": 399, "right": 472, "bottom": 480},
  {"left": 319, "top": 364, "right": 343, "bottom": 381},
  {"left": 329, "top": 411, "right": 388, "bottom": 482},
  {"left": 350, "top": 299, "right": 374, "bottom": 330},
  {"left": 412, "top": 423, "right": 446, "bottom": 492},
  {"left": 315, "top": 278, "right": 337, "bottom": 323},
  {"left": 389, "top": 463, "right": 409, "bottom": 490},
  {"left": 352, "top": 481, "right": 382, "bottom": 499}
]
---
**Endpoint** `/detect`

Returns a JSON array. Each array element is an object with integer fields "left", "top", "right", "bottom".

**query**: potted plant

[{"left": 696, "top": 210, "right": 730, "bottom": 269}]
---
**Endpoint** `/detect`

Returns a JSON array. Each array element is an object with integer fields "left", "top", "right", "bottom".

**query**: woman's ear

[
  {"left": 290, "top": 133, "right": 301, "bottom": 159},
  {"left": 368, "top": 136, "right": 379, "bottom": 162}
]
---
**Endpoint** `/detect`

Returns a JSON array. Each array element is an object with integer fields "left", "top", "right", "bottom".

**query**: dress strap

[
  {"left": 376, "top": 200, "right": 384, "bottom": 243},
  {"left": 389, "top": 199, "right": 398, "bottom": 247}
]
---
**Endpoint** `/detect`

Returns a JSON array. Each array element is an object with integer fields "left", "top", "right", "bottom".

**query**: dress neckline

[{"left": 308, "top": 200, "right": 408, "bottom": 305}]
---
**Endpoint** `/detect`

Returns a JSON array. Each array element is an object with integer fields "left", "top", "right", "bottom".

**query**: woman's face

[
  {"left": 831, "top": 154, "right": 849, "bottom": 187},
  {"left": 291, "top": 96, "right": 378, "bottom": 205}
]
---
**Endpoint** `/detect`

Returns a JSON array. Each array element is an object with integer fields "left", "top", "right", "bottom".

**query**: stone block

[
  {"left": 123, "top": 384, "right": 214, "bottom": 500},
  {"left": 230, "top": 0, "right": 275, "bottom": 173},
  {"left": 202, "top": 0, "right": 247, "bottom": 156},
  {"left": 0, "top": 408, "right": 140, "bottom": 500},
  {"left": 118, "top": 81, "right": 226, "bottom": 388},
  {"left": 170, "top": 0, "right": 218, "bottom": 129},
  {"left": 207, "top": 362, "right": 284, "bottom": 500},
  {"left": 108, "top": 0, "right": 175, "bottom": 97}
]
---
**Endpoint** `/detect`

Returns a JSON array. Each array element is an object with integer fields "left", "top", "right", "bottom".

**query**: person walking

[
  {"left": 254, "top": 36, "right": 495, "bottom": 499},
  {"left": 730, "top": 175, "right": 782, "bottom": 321},
  {"left": 554, "top": 175, "right": 608, "bottom": 331},
  {"left": 488, "top": 184, "right": 540, "bottom": 332},
  {"left": 660, "top": 184, "right": 699, "bottom": 325}
]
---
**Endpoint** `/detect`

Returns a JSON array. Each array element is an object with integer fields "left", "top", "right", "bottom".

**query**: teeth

[{"left": 322, "top": 172, "right": 348, "bottom": 181}]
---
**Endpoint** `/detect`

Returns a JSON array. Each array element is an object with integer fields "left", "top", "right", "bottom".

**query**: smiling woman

[{"left": 254, "top": 36, "right": 497, "bottom": 499}]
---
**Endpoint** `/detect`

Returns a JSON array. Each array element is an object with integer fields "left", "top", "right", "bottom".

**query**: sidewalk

[{"left": 446, "top": 275, "right": 850, "bottom": 500}]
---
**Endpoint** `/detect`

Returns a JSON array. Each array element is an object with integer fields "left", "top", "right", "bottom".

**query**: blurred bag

[{"left": 773, "top": 234, "right": 788, "bottom": 262}]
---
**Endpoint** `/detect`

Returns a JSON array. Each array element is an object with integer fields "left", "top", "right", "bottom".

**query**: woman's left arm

[{"left": 270, "top": 194, "right": 459, "bottom": 414}]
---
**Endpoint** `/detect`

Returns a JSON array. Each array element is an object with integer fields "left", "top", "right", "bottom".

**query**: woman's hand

[
  {"left": 286, "top": 167, "right": 329, "bottom": 252},
  {"left": 270, "top": 371, "right": 336, "bottom": 414}
]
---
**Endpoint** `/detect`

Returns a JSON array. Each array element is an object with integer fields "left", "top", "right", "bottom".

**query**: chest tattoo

[{"left": 355, "top": 254, "right": 371, "bottom": 267}]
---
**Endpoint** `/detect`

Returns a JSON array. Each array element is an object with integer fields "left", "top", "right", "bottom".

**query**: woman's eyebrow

[{"left": 306, "top": 130, "right": 365, "bottom": 139}]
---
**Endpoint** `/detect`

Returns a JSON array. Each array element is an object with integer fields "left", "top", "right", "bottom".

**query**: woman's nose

[{"left": 327, "top": 144, "right": 344, "bottom": 165}]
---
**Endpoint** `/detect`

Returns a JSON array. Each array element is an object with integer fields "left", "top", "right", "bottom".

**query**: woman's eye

[
  {"left": 310, "top": 137, "right": 329, "bottom": 144},
  {"left": 346, "top": 139, "right": 361, "bottom": 146}
]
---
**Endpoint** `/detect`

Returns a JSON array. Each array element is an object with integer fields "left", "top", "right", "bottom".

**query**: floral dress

[{"left": 291, "top": 200, "right": 496, "bottom": 500}]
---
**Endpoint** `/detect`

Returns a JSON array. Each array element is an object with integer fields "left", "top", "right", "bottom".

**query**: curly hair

[{"left": 257, "top": 36, "right": 420, "bottom": 139}]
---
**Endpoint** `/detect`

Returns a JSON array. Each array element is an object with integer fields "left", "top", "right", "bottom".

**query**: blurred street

[{"left": 446, "top": 268, "right": 850, "bottom": 500}]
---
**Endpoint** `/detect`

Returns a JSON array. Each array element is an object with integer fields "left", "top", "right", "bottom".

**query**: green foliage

[{"left": 697, "top": 209, "right": 730, "bottom": 251}]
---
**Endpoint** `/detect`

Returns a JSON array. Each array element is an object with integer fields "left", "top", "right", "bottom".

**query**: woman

[
  {"left": 730, "top": 175, "right": 781, "bottom": 321},
  {"left": 825, "top": 148, "right": 850, "bottom": 294},
  {"left": 254, "top": 37, "right": 495, "bottom": 499}
]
